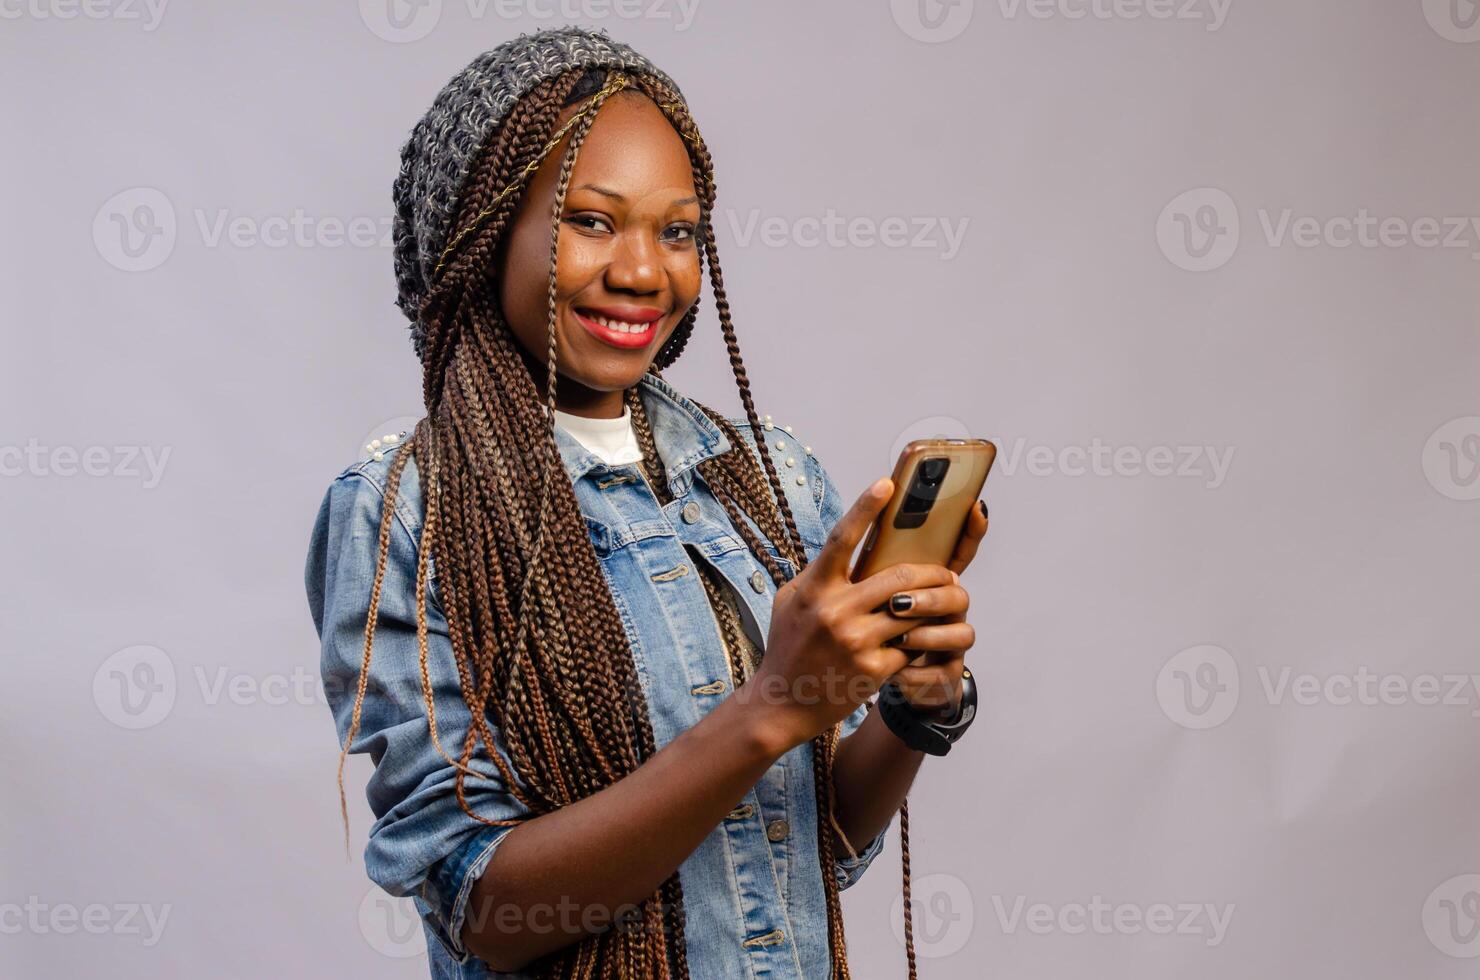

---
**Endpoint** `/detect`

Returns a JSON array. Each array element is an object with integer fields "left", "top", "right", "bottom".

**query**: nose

[{"left": 604, "top": 227, "right": 663, "bottom": 295}]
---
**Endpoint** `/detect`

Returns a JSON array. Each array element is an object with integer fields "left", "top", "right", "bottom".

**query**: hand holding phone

[{"left": 850, "top": 439, "right": 996, "bottom": 583}]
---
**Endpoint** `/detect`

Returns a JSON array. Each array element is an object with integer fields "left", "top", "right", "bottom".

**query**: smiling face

[{"left": 495, "top": 89, "right": 703, "bottom": 417}]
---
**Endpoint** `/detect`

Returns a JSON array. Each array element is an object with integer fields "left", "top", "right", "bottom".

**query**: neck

[
  {"left": 515, "top": 345, "right": 638, "bottom": 419},
  {"left": 554, "top": 387, "right": 626, "bottom": 419},
  {"left": 533, "top": 371, "right": 632, "bottom": 419}
]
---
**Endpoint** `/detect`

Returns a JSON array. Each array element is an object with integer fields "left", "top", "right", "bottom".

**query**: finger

[
  {"left": 867, "top": 617, "right": 976, "bottom": 653},
  {"left": 848, "top": 562, "right": 957, "bottom": 614},
  {"left": 813, "top": 477, "right": 893, "bottom": 581},
  {"left": 897, "top": 649, "right": 957, "bottom": 667},
  {"left": 947, "top": 500, "right": 989, "bottom": 576},
  {"left": 890, "top": 662, "right": 965, "bottom": 712},
  {"left": 863, "top": 582, "right": 969, "bottom": 620}
]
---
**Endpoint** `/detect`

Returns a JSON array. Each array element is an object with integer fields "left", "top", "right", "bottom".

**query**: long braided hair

[{"left": 336, "top": 64, "right": 921, "bottom": 978}]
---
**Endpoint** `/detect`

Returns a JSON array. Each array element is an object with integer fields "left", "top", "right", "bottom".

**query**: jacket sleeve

[
  {"left": 805, "top": 447, "right": 890, "bottom": 892},
  {"left": 305, "top": 462, "right": 533, "bottom": 964}
]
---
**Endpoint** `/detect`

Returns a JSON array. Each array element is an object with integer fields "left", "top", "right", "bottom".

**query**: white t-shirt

[{"left": 552, "top": 404, "right": 644, "bottom": 465}]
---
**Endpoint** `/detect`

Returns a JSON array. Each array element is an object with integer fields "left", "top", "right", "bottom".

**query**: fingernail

[
  {"left": 950, "top": 570, "right": 959, "bottom": 584},
  {"left": 889, "top": 592, "right": 914, "bottom": 614},
  {"left": 978, "top": 500, "right": 988, "bottom": 520}
]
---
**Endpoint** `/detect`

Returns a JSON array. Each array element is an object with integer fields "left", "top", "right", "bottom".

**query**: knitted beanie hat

[{"left": 390, "top": 26, "right": 690, "bottom": 365}]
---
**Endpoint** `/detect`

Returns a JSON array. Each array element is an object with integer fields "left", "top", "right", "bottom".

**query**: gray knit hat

[{"left": 391, "top": 26, "right": 688, "bottom": 363}]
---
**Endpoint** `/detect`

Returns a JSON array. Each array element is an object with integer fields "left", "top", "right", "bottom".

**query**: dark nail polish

[
  {"left": 978, "top": 500, "right": 989, "bottom": 520},
  {"left": 889, "top": 592, "right": 915, "bottom": 614}
]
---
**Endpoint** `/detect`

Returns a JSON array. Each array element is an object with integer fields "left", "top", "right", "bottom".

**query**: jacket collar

[{"left": 551, "top": 371, "right": 732, "bottom": 495}]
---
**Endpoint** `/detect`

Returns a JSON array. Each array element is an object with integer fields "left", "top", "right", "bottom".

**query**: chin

[
  {"left": 561, "top": 358, "right": 652, "bottom": 394},
  {"left": 560, "top": 333, "right": 674, "bottom": 391}
]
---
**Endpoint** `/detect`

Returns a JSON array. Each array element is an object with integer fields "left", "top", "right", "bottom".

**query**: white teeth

[{"left": 587, "top": 312, "right": 651, "bottom": 333}]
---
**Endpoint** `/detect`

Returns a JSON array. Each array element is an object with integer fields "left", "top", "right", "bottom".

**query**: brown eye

[{"left": 564, "top": 214, "right": 613, "bottom": 234}]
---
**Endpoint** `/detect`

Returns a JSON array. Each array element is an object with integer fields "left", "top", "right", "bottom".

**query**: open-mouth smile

[{"left": 572, "top": 306, "right": 665, "bottom": 350}]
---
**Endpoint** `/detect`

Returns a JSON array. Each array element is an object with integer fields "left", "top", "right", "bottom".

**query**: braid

[{"left": 339, "top": 65, "right": 914, "bottom": 978}]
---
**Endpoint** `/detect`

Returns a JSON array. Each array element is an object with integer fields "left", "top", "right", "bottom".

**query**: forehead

[{"left": 549, "top": 91, "right": 696, "bottom": 198}]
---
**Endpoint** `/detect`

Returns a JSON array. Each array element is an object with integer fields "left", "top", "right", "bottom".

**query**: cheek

[
  {"left": 554, "top": 238, "right": 612, "bottom": 297},
  {"left": 497, "top": 227, "right": 544, "bottom": 327},
  {"left": 669, "top": 250, "right": 703, "bottom": 304}
]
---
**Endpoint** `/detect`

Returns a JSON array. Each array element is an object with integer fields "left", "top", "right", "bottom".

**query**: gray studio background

[{"left": 3, "top": 1, "right": 1478, "bottom": 977}]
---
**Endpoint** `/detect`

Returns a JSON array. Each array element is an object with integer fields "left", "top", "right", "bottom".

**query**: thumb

[{"left": 812, "top": 477, "right": 892, "bottom": 581}]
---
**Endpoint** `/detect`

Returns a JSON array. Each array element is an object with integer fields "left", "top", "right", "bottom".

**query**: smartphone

[{"left": 849, "top": 438, "right": 996, "bottom": 583}]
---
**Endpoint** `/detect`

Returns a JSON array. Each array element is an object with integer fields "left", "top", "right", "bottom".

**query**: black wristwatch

[{"left": 876, "top": 668, "right": 978, "bottom": 756}]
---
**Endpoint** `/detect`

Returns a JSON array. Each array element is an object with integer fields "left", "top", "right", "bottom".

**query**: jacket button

[
  {"left": 766, "top": 819, "right": 790, "bottom": 842},
  {"left": 681, "top": 501, "right": 701, "bottom": 524},
  {"left": 749, "top": 570, "right": 766, "bottom": 593}
]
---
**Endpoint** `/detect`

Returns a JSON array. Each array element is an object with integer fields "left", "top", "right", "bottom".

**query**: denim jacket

[{"left": 305, "top": 371, "right": 887, "bottom": 979}]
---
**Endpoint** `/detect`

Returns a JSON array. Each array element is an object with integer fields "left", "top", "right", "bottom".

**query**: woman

[{"left": 305, "top": 26, "right": 989, "bottom": 979}]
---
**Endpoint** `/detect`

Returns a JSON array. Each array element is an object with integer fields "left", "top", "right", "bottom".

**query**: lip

[{"left": 572, "top": 306, "right": 665, "bottom": 350}]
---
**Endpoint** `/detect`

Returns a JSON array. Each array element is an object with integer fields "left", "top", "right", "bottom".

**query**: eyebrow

[{"left": 574, "top": 183, "right": 698, "bottom": 207}]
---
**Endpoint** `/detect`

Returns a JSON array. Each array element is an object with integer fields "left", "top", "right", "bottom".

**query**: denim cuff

[
  {"left": 419, "top": 824, "right": 519, "bottom": 964},
  {"left": 833, "top": 822, "right": 888, "bottom": 891}
]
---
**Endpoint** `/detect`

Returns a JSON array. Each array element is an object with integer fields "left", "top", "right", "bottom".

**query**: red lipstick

[{"left": 573, "top": 306, "right": 664, "bottom": 350}]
